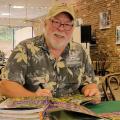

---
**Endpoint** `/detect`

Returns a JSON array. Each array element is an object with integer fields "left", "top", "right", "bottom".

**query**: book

[
  {"left": 99, "top": 112, "right": 120, "bottom": 119},
  {"left": 0, "top": 94, "right": 108, "bottom": 120}
]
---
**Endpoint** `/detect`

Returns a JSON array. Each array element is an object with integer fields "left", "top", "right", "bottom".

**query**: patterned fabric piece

[{"left": 1, "top": 34, "right": 96, "bottom": 97}]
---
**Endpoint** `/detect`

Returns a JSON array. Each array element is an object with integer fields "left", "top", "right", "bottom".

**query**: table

[{"left": 85, "top": 101, "right": 120, "bottom": 114}]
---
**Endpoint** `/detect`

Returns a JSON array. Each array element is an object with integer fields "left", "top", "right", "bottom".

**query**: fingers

[
  {"left": 83, "top": 89, "right": 101, "bottom": 104},
  {"left": 35, "top": 89, "right": 52, "bottom": 97},
  {"left": 82, "top": 83, "right": 99, "bottom": 96},
  {"left": 84, "top": 88, "right": 100, "bottom": 97},
  {"left": 82, "top": 83, "right": 101, "bottom": 104}
]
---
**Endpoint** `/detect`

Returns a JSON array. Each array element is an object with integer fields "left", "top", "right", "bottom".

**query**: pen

[{"left": 39, "top": 83, "right": 44, "bottom": 89}]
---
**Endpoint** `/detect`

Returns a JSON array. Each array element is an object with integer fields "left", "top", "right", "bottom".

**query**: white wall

[
  {"left": 0, "top": 40, "right": 13, "bottom": 58},
  {"left": 73, "top": 24, "right": 90, "bottom": 55},
  {"left": 14, "top": 27, "right": 34, "bottom": 47}
]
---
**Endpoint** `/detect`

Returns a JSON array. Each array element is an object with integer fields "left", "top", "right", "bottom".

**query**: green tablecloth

[
  {"left": 85, "top": 101, "right": 120, "bottom": 114},
  {"left": 48, "top": 110, "right": 103, "bottom": 120}
]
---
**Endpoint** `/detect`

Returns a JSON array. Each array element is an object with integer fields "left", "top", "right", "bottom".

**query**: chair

[
  {"left": 102, "top": 72, "right": 120, "bottom": 101},
  {"left": 92, "top": 60, "right": 110, "bottom": 76}
]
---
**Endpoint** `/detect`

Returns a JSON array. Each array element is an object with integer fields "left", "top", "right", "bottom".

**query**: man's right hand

[{"left": 35, "top": 89, "right": 52, "bottom": 97}]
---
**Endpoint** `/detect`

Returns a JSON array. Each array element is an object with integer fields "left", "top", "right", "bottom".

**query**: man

[{"left": 0, "top": 3, "right": 100, "bottom": 103}]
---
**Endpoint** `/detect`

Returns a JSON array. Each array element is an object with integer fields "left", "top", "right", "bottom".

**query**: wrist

[{"left": 79, "top": 85, "right": 85, "bottom": 93}]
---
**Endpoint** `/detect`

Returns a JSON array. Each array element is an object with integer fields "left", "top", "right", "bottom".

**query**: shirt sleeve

[
  {"left": 1, "top": 42, "right": 28, "bottom": 85},
  {"left": 80, "top": 47, "right": 97, "bottom": 86}
]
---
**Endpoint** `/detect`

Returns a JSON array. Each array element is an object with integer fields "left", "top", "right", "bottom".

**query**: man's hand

[
  {"left": 35, "top": 89, "right": 52, "bottom": 97},
  {"left": 81, "top": 83, "right": 101, "bottom": 104}
]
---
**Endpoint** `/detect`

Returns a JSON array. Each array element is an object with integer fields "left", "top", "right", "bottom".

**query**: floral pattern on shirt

[{"left": 14, "top": 45, "right": 27, "bottom": 63}]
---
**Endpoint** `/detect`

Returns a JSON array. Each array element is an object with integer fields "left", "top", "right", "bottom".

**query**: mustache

[{"left": 52, "top": 32, "right": 66, "bottom": 38}]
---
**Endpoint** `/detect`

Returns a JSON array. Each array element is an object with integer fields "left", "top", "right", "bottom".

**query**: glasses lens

[
  {"left": 51, "top": 19, "right": 73, "bottom": 31},
  {"left": 64, "top": 24, "right": 73, "bottom": 31},
  {"left": 51, "top": 20, "right": 60, "bottom": 28}
]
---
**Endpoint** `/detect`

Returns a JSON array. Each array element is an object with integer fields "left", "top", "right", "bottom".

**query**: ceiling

[
  {"left": 0, "top": 0, "right": 54, "bottom": 26},
  {"left": 0, "top": 0, "right": 54, "bottom": 19}
]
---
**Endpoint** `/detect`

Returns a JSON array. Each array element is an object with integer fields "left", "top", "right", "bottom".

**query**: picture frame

[
  {"left": 99, "top": 10, "right": 111, "bottom": 29},
  {"left": 116, "top": 26, "right": 120, "bottom": 44}
]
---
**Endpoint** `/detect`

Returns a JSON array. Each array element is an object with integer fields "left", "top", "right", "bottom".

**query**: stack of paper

[
  {"left": 0, "top": 96, "right": 49, "bottom": 120},
  {"left": 0, "top": 108, "right": 43, "bottom": 120}
]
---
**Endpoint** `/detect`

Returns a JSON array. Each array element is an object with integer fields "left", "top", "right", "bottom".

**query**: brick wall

[{"left": 74, "top": 0, "right": 120, "bottom": 72}]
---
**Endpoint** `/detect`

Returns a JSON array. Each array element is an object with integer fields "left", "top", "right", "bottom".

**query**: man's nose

[{"left": 58, "top": 24, "right": 65, "bottom": 31}]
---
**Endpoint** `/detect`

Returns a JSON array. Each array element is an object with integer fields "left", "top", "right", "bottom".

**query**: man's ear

[
  {"left": 44, "top": 19, "right": 47, "bottom": 27},
  {"left": 43, "top": 19, "right": 47, "bottom": 33}
]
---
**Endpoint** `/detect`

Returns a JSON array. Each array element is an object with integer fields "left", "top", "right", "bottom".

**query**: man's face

[{"left": 44, "top": 12, "right": 74, "bottom": 50}]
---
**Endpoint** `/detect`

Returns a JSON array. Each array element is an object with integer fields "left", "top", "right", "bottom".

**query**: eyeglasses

[{"left": 50, "top": 19, "right": 74, "bottom": 31}]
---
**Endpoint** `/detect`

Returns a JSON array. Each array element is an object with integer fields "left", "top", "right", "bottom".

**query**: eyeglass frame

[{"left": 49, "top": 18, "right": 74, "bottom": 31}]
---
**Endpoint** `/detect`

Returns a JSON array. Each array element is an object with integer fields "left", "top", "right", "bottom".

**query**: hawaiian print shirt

[{"left": 1, "top": 34, "right": 96, "bottom": 97}]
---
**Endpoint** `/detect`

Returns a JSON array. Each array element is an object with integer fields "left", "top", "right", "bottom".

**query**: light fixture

[
  {"left": 1, "top": 13, "right": 10, "bottom": 16},
  {"left": 12, "top": 5, "right": 24, "bottom": 9}
]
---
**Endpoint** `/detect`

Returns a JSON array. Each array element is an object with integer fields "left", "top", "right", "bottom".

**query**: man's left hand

[{"left": 81, "top": 83, "right": 101, "bottom": 104}]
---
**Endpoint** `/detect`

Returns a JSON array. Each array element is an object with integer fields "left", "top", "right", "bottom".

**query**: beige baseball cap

[{"left": 46, "top": 3, "right": 75, "bottom": 20}]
